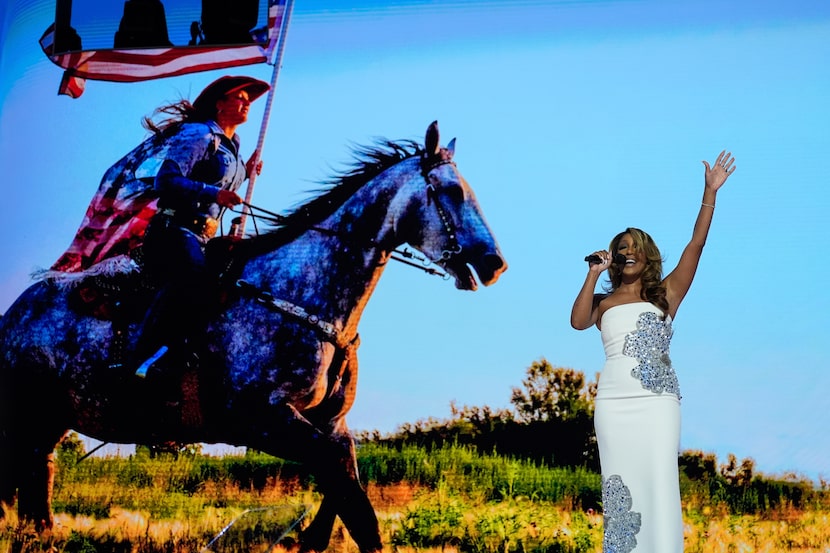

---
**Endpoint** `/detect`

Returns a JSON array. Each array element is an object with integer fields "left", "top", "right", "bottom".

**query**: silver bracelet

[{"left": 702, "top": 202, "right": 715, "bottom": 209}]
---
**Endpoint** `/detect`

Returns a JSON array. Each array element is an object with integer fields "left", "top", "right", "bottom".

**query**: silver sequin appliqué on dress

[
  {"left": 602, "top": 474, "right": 642, "bottom": 553},
  {"left": 622, "top": 311, "right": 681, "bottom": 398}
]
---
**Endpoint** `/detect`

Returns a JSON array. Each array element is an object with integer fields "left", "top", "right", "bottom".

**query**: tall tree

[
  {"left": 510, "top": 358, "right": 597, "bottom": 423},
  {"left": 508, "top": 358, "right": 599, "bottom": 468}
]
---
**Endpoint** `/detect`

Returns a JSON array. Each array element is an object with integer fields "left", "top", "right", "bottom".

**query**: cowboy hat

[{"left": 193, "top": 75, "right": 270, "bottom": 113}]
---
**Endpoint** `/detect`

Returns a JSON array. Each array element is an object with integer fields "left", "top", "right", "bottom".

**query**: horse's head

[
  {"left": 396, "top": 121, "right": 507, "bottom": 290},
  {"left": 236, "top": 121, "right": 506, "bottom": 292}
]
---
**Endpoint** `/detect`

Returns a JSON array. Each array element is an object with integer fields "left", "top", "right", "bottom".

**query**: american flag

[{"left": 39, "top": 0, "right": 288, "bottom": 98}]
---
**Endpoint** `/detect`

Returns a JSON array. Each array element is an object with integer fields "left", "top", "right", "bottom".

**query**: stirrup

[{"left": 135, "top": 345, "right": 169, "bottom": 378}]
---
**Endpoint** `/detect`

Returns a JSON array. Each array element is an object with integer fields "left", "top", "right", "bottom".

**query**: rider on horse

[{"left": 51, "top": 75, "right": 270, "bottom": 375}]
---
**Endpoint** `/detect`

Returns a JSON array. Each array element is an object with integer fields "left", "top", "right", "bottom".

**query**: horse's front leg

[
  {"left": 297, "top": 422, "right": 364, "bottom": 553},
  {"left": 250, "top": 404, "right": 381, "bottom": 553},
  {"left": 298, "top": 491, "right": 337, "bottom": 552}
]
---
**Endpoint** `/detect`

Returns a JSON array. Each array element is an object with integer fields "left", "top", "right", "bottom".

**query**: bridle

[{"left": 419, "top": 149, "right": 463, "bottom": 265}]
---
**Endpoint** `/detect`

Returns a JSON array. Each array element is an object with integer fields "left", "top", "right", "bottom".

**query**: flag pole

[{"left": 235, "top": 0, "right": 295, "bottom": 237}]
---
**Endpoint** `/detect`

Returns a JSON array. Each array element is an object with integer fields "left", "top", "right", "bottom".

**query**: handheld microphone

[{"left": 585, "top": 253, "right": 626, "bottom": 265}]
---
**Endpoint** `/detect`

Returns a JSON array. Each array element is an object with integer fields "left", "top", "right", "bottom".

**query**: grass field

[{"left": 1, "top": 441, "right": 827, "bottom": 553}]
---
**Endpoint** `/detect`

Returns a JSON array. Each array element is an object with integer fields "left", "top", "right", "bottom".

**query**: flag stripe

[
  {"left": 40, "top": 0, "right": 286, "bottom": 92},
  {"left": 59, "top": 71, "right": 86, "bottom": 98},
  {"left": 51, "top": 46, "right": 269, "bottom": 83}
]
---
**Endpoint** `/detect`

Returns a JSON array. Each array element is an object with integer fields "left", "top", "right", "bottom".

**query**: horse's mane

[{"left": 233, "top": 138, "right": 424, "bottom": 259}]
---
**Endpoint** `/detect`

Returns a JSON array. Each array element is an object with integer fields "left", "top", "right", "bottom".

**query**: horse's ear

[
  {"left": 425, "top": 120, "right": 440, "bottom": 156},
  {"left": 447, "top": 137, "right": 456, "bottom": 157}
]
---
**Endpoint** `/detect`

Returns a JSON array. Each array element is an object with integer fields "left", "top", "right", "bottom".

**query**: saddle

[
  {"left": 62, "top": 236, "right": 243, "bottom": 323},
  {"left": 67, "top": 261, "right": 156, "bottom": 322}
]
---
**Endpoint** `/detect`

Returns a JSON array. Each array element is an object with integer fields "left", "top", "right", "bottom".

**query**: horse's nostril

[{"left": 484, "top": 253, "right": 506, "bottom": 272}]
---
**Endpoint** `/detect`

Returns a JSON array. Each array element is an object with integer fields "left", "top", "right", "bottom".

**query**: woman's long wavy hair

[
  {"left": 141, "top": 98, "right": 217, "bottom": 137},
  {"left": 605, "top": 227, "right": 669, "bottom": 314}
]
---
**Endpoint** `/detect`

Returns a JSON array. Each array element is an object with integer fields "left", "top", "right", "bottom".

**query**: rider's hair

[{"left": 142, "top": 98, "right": 217, "bottom": 136}]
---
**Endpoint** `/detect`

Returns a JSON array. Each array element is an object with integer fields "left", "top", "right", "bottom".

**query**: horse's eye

[{"left": 440, "top": 183, "right": 464, "bottom": 203}]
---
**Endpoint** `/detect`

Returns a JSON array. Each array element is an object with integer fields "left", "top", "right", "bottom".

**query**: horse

[{"left": 0, "top": 121, "right": 507, "bottom": 552}]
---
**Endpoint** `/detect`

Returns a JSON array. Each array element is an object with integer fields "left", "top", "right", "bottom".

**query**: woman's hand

[
  {"left": 246, "top": 151, "right": 263, "bottom": 177},
  {"left": 572, "top": 250, "right": 610, "bottom": 330},
  {"left": 702, "top": 150, "right": 736, "bottom": 192},
  {"left": 216, "top": 189, "right": 242, "bottom": 207},
  {"left": 665, "top": 150, "right": 736, "bottom": 316},
  {"left": 586, "top": 250, "right": 613, "bottom": 273}
]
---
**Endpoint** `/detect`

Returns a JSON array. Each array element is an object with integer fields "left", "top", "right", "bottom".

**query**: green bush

[{"left": 390, "top": 492, "right": 599, "bottom": 553}]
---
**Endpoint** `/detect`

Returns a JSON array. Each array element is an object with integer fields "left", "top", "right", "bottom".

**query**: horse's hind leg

[
  {"left": 0, "top": 426, "right": 16, "bottom": 517},
  {"left": 0, "top": 362, "right": 15, "bottom": 517},
  {"left": 6, "top": 373, "right": 69, "bottom": 530},
  {"left": 14, "top": 428, "right": 67, "bottom": 530},
  {"left": 0, "top": 425, "right": 65, "bottom": 529}
]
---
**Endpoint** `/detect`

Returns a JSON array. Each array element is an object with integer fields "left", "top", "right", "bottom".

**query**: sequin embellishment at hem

[
  {"left": 623, "top": 311, "right": 681, "bottom": 398},
  {"left": 602, "top": 474, "right": 641, "bottom": 553}
]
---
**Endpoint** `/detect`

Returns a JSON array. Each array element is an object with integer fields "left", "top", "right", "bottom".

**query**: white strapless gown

[{"left": 594, "top": 302, "right": 683, "bottom": 552}]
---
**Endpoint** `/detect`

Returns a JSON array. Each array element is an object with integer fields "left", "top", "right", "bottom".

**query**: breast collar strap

[{"left": 235, "top": 279, "right": 357, "bottom": 350}]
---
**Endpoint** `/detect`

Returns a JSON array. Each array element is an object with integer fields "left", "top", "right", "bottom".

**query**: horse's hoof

[{"left": 268, "top": 535, "right": 299, "bottom": 553}]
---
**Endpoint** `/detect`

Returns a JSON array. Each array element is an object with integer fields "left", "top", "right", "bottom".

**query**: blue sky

[{"left": 1, "top": 0, "right": 829, "bottom": 482}]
